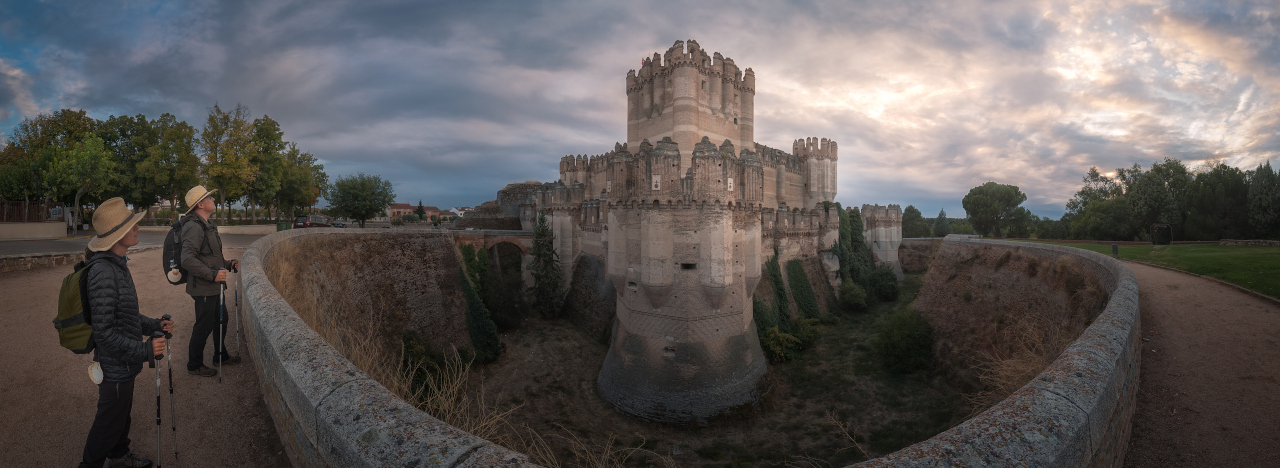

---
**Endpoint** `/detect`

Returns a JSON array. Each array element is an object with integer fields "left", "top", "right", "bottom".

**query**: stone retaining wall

[
  {"left": 238, "top": 228, "right": 533, "bottom": 467},
  {"left": 853, "top": 238, "right": 1140, "bottom": 467},
  {"left": 1220, "top": 239, "right": 1280, "bottom": 247}
]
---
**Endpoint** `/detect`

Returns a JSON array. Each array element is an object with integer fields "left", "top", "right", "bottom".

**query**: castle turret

[{"left": 627, "top": 40, "right": 756, "bottom": 175}]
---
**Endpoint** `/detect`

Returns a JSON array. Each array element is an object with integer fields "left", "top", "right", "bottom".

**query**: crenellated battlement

[{"left": 793, "top": 137, "right": 838, "bottom": 161}]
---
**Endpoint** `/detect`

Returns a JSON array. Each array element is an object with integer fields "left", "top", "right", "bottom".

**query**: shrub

[
  {"left": 402, "top": 214, "right": 419, "bottom": 223},
  {"left": 752, "top": 296, "right": 779, "bottom": 332},
  {"left": 759, "top": 326, "right": 801, "bottom": 362},
  {"left": 839, "top": 281, "right": 869, "bottom": 313},
  {"left": 786, "top": 259, "right": 820, "bottom": 319},
  {"left": 869, "top": 308, "right": 934, "bottom": 373},
  {"left": 390, "top": 217, "right": 405, "bottom": 226},
  {"left": 868, "top": 263, "right": 900, "bottom": 302}
]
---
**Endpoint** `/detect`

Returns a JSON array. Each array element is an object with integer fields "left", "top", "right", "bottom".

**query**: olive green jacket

[{"left": 179, "top": 215, "right": 233, "bottom": 297}]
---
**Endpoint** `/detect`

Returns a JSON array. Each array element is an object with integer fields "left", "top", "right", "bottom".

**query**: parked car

[
  {"left": 293, "top": 214, "right": 332, "bottom": 228},
  {"left": 331, "top": 222, "right": 347, "bottom": 228}
]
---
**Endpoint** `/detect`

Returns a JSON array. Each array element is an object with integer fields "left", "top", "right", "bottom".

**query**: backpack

[
  {"left": 54, "top": 258, "right": 106, "bottom": 354},
  {"left": 162, "top": 216, "right": 208, "bottom": 285}
]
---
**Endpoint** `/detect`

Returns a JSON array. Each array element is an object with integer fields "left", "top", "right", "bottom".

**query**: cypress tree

[{"left": 530, "top": 211, "right": 563, "bottom": 318}]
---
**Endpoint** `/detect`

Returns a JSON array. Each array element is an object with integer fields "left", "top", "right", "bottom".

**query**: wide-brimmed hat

[
  {"left": 184, "top": 185, "right": 217, "bottom": 214},
  {"left": 87, "top": 198, "right": 145, "bottom": 252}
]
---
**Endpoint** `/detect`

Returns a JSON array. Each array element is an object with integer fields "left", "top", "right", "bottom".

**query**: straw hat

[
  {"left": 87, "top": 198, "right": 145, "bottom": 252},
  {"left": 184, "top": 185, "right": 217, "bottom": 214}
]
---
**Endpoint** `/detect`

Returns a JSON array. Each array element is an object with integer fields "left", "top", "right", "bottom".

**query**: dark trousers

[
  {"left": 79, "top": 379, "right": 135, "bottom": 468},
  {"left": 188, "top": 294, "right": 228, "bottom": 371}
]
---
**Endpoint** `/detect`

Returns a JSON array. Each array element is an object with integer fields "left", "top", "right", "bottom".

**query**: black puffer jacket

[{"left": 87, "top": 251, "right": 161, "bottom": 383}]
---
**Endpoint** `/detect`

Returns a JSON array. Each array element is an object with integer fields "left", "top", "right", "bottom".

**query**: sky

[{"left": 1, "top": 0, "right": 1277, "bottom": 218}]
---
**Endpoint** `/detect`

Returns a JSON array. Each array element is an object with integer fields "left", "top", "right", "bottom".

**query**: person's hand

[
  {"left": 152, "top": 337, "right": 166, "bottom": 356},
  {"left": 160, "top": 319, "right": 174, "bottom": 334},
  {"left": 215, "top": 269, "right": 228, "bottom": 283},
  {"left": 230, "top": 259, "right": 240, "bottom": 272}
]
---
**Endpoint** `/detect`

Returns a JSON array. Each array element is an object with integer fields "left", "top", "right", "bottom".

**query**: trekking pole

[
  {"left": 232, "top": 261, "right": 242, "bottom": 356},
  {"left": 162, "top": 314, "right": 178, "bottom": 466},
  {"left": 148, "top": 330, "right": 165, "bottom": 468},
  {"left": 218, "top": 275, "right": 226, "bottom": 384}
]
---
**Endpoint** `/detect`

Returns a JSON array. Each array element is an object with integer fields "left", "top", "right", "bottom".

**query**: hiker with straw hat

[
  {"left": 179, "top": 185, "right": 241, "bottom": 377},
  {"left": 78, "top": 197, "right": 175, "bottom": 468}
]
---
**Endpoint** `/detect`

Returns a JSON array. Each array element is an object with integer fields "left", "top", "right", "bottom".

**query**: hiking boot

[
  {"left": 188, "top": 365, "right": 217, "bottom": 377},
  {"left": 214, "top": 354, "right": 242, "bottom": 365},
  {"left": 107, "top": 451, "right": 152, "bottom": 467}
]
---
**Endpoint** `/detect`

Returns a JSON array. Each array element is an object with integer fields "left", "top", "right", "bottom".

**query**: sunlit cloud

[{"left": 0, "top": 0, "right": 1276, "bottom": 214}]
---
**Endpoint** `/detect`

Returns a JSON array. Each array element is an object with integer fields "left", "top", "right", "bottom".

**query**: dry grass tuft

[{"left": 963, "top": 315, "right": 1076, "bottom": 413}]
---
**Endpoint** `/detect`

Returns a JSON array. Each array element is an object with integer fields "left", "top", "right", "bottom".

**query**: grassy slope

[{"left": 1026, "top": 242, "right": 1280, "bottom": 299}]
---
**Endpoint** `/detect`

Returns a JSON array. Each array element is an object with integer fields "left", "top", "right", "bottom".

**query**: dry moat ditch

[{"left": 255, "top": 231, "right": 1129, "bottom": 467}]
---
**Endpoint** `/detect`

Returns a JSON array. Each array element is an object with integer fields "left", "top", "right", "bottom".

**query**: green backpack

[{"left": 54, "top": 258, "right": 106, "bottom": 354}]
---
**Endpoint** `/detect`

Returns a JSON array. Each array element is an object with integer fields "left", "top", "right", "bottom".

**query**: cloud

[{"left": 1, "top": 0, "right": 1278, "bottom": 213}]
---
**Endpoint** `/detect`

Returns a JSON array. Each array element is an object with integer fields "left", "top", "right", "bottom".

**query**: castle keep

[{"left": 490, "top": 40, "right": 897, "bottom": 422}]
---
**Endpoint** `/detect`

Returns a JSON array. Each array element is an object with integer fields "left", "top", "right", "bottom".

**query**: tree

[
  {"left": 42, "top": 136, "right": 117, "bottom": 228},
  {"left": 1, "top": 110, "right": 99, "bottom": 201},
  {"left": 277, "top": 143, "right": 328, "bottom": 218},
  {"left": 901, "top": 205, "right": 931, "bottom": 238},
  {"left": 200, "top": 103, "right": 259, "bottom": 223},
  {"left": 248, "top": 115, "right": 286, "bottom": 222},
  {"left": 1249, "top": 161, "right": 1280, "bottom": 239},
  {"left": 98, "top": 114, "right": 167, "bottom": 211},
  {"left": 1128, "top": 158, "right": 1191, "bottom": 239},
  {"left": 529, "top": 211, "right": 563, "bottom": 318},
  {"left": 962, "top": 182, "right": 1028, "bottom": 237},
  {"left": 1183, "top": 162, "right": 1250, "bottom": 240},
  {"left": 415, "top": 200, "right": 426, "bottom": 218},
  {"left": 932, "top": 209, "right": 951, "bottom": 237},
  {"left": 141, "top": 113, "right": 200, "bottom": 220},
  {"left": 1066, "top": 167, "right": 1123, "bottom": 217},
  {"left": 1070, "top": 196, "right": 1136, "bottom": 241},
  {"left": 327, "top": 173, "right": 395, "bottom": 228}
]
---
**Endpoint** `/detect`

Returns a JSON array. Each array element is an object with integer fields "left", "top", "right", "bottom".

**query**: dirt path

[
  {"left": 0, "top": 247, "right": 290, "bottom": 467},
  {"left": 1122, "top": 261, "right": 1280, "bottom": 467}
]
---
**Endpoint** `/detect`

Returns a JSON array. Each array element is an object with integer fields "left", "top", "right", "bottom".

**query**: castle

[{"left": 493, "top": 40, "right": 902, "bottom": 422}]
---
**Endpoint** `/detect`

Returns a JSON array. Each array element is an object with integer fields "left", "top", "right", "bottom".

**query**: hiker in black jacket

[
  {"left": 179, "top": 185, "right": 241, "bottom": 377},
  {"left": 79, "top": 197, "right": 175, "bottom": 468}
]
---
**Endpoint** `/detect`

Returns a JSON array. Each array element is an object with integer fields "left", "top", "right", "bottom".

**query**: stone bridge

[
  {"left": 451, "top": 229, "right": 533, "bottom": 254},
  {"left": 452, "top": 229, "right": 535, "bottom": 285}
]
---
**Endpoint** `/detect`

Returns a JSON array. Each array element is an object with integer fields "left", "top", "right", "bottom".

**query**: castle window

[
  {"left": 727, "top": 178, "right": 734, "bottom": 191},
  {"left": 681, "top": 263, "right": 697, "bottom": 270},
  {"left": 652, "top": 174, "right": 661, "bottom": 190},
  {"left": 701, "top": 80, "right": 706, "bottom": 91},
  {"left": 734, "top": 118, "right": 738, "bottom": 124}
]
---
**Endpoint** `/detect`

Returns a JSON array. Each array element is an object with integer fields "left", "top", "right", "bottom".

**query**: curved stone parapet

[
  {"left": 852, "top": 238, "right": 1141, "bottom": 467},
  {"left": 238, "top": 228, "right": 532, "bottom": 467}
]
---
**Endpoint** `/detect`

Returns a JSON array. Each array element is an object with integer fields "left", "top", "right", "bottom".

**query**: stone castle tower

[{"left": 492, "top": 40, "right": 865, "bottom": 422}]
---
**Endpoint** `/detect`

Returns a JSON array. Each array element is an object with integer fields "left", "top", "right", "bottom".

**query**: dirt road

[
  {"left": 1123, "top": 261, "right": 1280, "bottom": 467},
  {"left": 0, "top": 247, "right": 290, "bottom": 467}
]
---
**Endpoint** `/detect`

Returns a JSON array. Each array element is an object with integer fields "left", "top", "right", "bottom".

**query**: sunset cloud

[{"left": 0, "top": 0, "right": 1276, "bottom": 215}]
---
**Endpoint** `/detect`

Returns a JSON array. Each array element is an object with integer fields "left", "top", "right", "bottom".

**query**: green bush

[
  {"left": 759, "top": 326, "right": 801, "bottom": 363},
  {"left": 869, "top": 308, "right": 934, "bottom": 373},
  {"left": 868, "top": 263, "right": 900, "bottom": 302},
  {"left": 786, "top": 259, "right": 820, "bottom": 319},
  {"left": 402, "top": 214, "right": 418, "bottom": 223},
  {"left": 838, "top": 281, "right": 868, "bottom": 313},
  {"left": 752, "top": 296, "right": 779, "bottom": 331},
  {"left": 390, "top": 217, "right": 405, "bottom": 226}
]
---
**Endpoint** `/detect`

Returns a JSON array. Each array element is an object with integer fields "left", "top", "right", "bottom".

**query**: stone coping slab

[
  {"left": 239, "top": 227, "right": 533, "bottom": 467},
  {"left": 851, "top": 238, "right": 1140, "bottom": 467}
]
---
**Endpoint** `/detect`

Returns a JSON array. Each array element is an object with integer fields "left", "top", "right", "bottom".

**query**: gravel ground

[
  {"left": 1123, "top": 261, "right": 1280, "bottom": 467},
  {"left": 0, "top": 247, "right": 290, "bottom": 467}
]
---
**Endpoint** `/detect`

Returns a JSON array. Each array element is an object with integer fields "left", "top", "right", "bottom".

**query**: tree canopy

[
  {"left": 961, "top": 182, "right": 1029, "bottom": 237},
  {"left": 901, "top": 205, "right": 931, "bottom": 238},
  {"left": 327, "top": 173, "right": 395, "bottom": 228}
]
